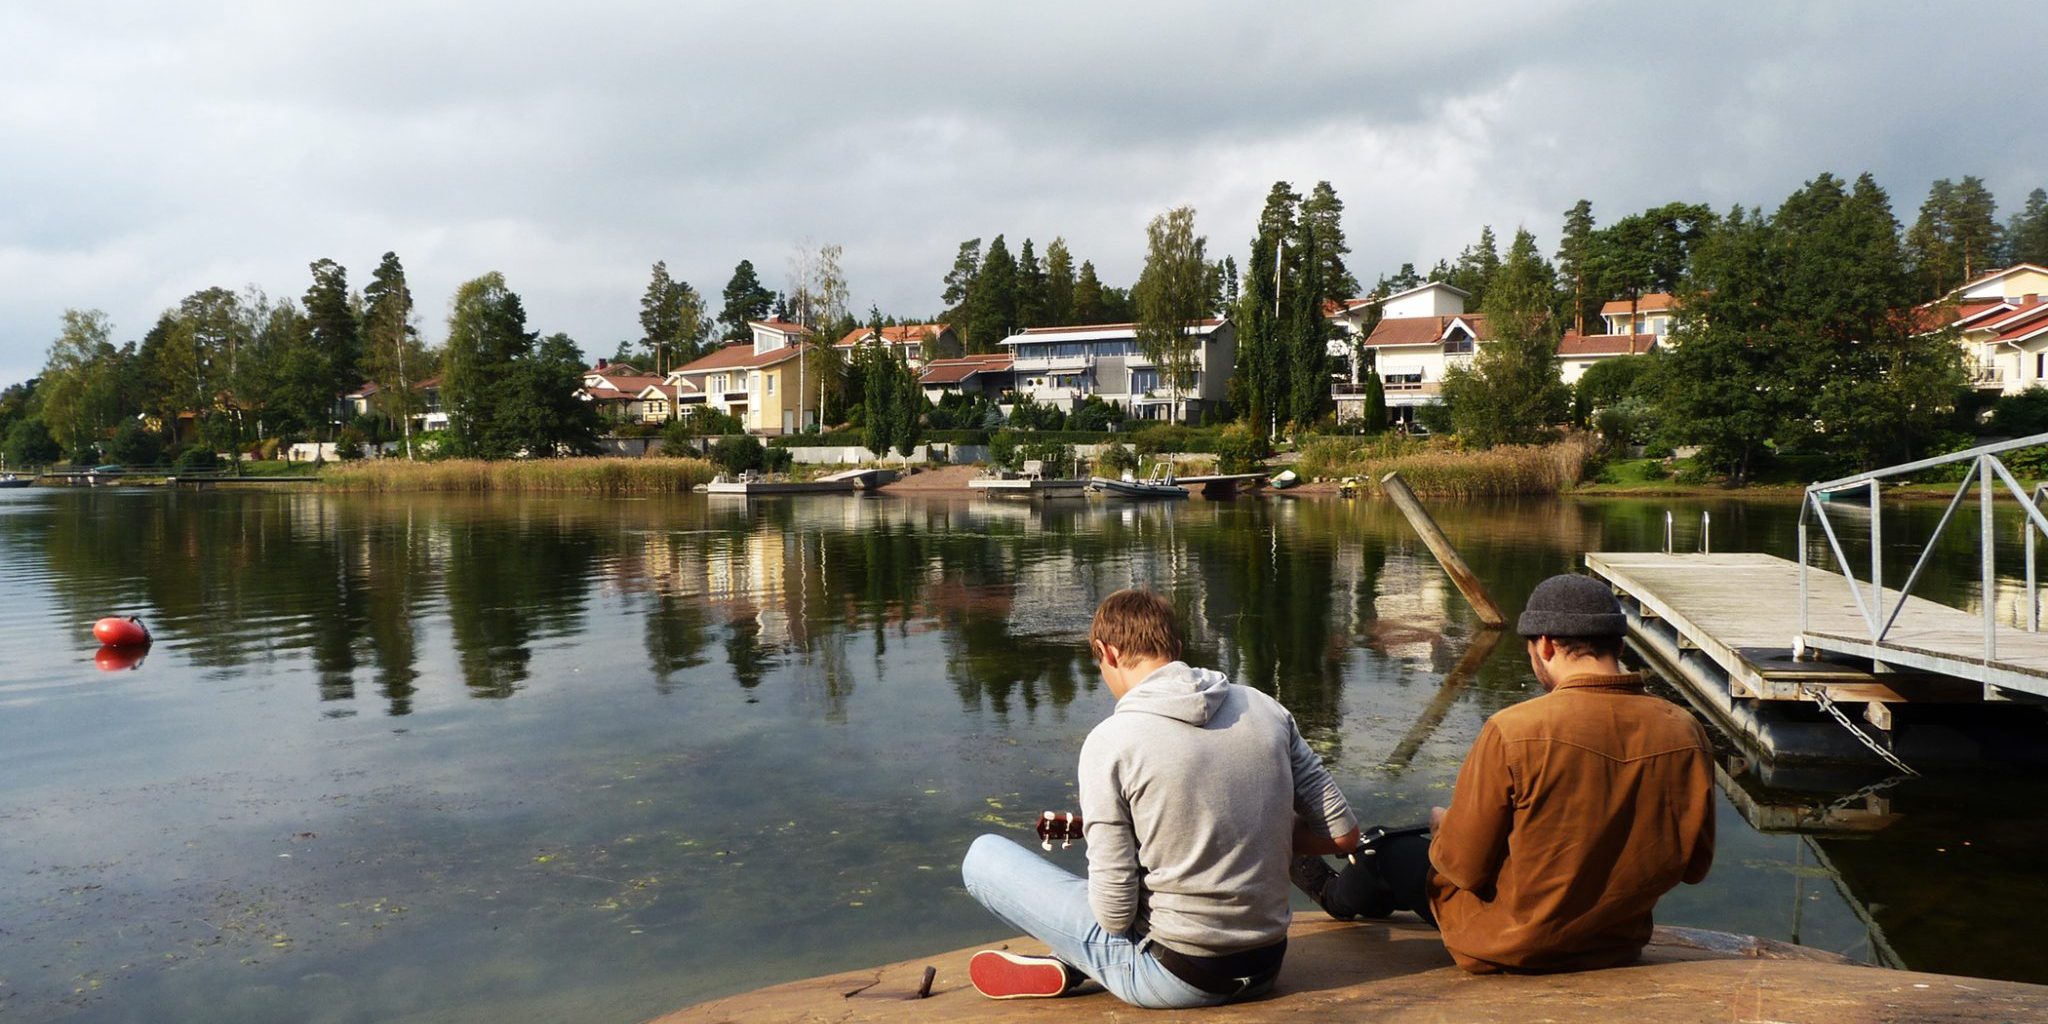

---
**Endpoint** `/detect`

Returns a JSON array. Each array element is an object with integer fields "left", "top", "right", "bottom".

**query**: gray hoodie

[{"left": 1078, "top": 661, "right": 1357, "bottom": 957}]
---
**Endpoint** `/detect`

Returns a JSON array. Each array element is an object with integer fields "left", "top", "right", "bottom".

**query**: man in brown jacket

[{"left": 1293, "top": 573, "right": 1716, "bottom": 973}]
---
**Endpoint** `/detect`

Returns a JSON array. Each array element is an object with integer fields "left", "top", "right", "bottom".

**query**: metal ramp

[{"left": 1797, "top": 433, "right": 2048, "bottom": 701}]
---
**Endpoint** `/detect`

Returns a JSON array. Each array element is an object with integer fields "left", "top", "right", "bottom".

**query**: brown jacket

[{"left": 1426, "top": 672, "right": 1715, "bottom": 973}]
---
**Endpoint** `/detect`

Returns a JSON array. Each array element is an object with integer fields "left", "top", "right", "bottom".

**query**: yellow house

[
  {"left": 1928, "top": 263, "right": 2048, "bottom": 395},
  {"left": 668, "top": 318, "right": 819, "bottom": 434}
]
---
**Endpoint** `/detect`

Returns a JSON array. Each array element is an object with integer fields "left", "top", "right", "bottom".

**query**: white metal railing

[{"left": 1798, "top": 432, "right": 2048, "bottom": 661}]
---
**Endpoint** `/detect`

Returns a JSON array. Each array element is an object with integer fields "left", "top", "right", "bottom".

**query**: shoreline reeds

[
  {"left": 322, "top": 457, "right": 716, "bottom": 494},
  {"left": 1298, "top": 435, "right": 1596, "bottom": 499}
]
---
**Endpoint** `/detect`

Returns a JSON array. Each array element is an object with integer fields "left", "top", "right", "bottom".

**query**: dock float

[
  {"left": 703, "top": 478, "right": 860, "bottom": 496},
  {"left": 650, "top": 917, "right": 2048, "bottom": 1023},
  {"left": 966, "top": 476, "right": 1091, "bottom": 499},
  {"left": 1586, "top": 552, "right": 2044, "bottom": 766}
]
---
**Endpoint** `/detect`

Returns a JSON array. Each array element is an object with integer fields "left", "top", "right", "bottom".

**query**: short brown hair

[{"left": 1090, "top": 589, "right": 1184, "bottom": 662}]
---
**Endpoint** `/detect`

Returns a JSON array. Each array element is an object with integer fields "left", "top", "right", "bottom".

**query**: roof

[
  {"left": 586, "top": 361, "right": 643, "bottom": 375},
  {"left": 835, "top": 323, "right": 949, "bottom": 348},
  {"left": 673, "top": 342, "right": 809, "bottom": 375},
  {"left": 1001, "top": 319, "right": 1227, "bottom": 345},
  {"left": 1948, "top": 262, "right": 2048, "bottom": 300},
  {"left": 918, "top": 354, "right": 1014, "bottom": 385},
  {"left": 1987, "top": 302, "right": 2048, "bottom": 344},
  {"left": 1382, "top": 281, "right": 1470, "bottom": 303},
  {"left": 1559, "top": 332, "right": 1658, "bottom": 358},
  {"left": 748, "top": 318, "right": 811, "bottom": 336},
  {"left": 1360, "top": 314, "right": 1490, "bottom": 348},
  {"left": 1599, "top": 293, "right": 1678, "bottom": 317},
  {"left": 634, "top": 383, "right": 680, "bottom": 399},
  {"left": 1323, "top": 297, "right": 1378, "bottom": 319}
]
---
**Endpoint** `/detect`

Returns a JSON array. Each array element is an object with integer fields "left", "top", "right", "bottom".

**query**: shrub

[
  {"left": 762, "top": 445, "right": 793, "bottom": 473},
  {"left": 1021, "top": 441, "right": 1077, "bottom": 476},
  {"left": 1131, "top": 423, "right": 1221, "bottom": 455},
  {"left": 1007, "top": 395, "right": 1068, "bottom": 431},
  {"left": 1987, "top": 387, "right": 2048, "bottom": 438},
  {"left": 1095, "top": 444, "right": 1140, "bottom": 476},
  {"left": 336, "top": 426, "right": 369, "bottom": 461},
  {"left": 988, "top": 430, "right": 1020, "bottom": 470},
  {"left": 924, "top": 429, "right": 991, "bottom": 445},
  {"left": 172, "top": 447, "right": 224, "bottom": 473},
  {"left": 1214, "top": 423, "right": 1271, "bottom": 474},
  {"left": 709, "top": 436, "right": 767, "bottom": 474},
  {"left": 1069, "top": 395, "right": 1126, "bottom": 432},
  {"left": 107, "top": 421, "right": 164, "bottom": 467}
]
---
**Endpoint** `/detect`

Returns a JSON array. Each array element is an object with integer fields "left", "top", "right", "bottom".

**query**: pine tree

[
  {"left": 1445, "top": 226, "right": 1501, "bottom": 307},
  {"left": 718, "top": 260, "right": 774, "bottom": 342},
  {"left": 304, "top": 259, "right": 359, "bottom": 399},
  {"left": 639, "top": 261, "right": 680, "bottom": 373},
  {"left": 1016, "top": 238, "right": 1049, "bottom": 328},
  {"left": 1908, "top": 176, "right": 2002, "bottom": 298},
  {"left": 1236, "top": 182, "right": 1299, "bottom": 435},
  {"left": 1556, "top": 200, "right": 1597, "bottom": 335},
  {"left": 1044, "top": 238, "right": 1076, "bottom": 326},
  {"left": 970, "top": 235, "right": 1018, "bottom": 350},
  {"left": 442, "top": 272, "right": 536, "bottom": 458},
  {"left": 1073, "top": 261, "right": 1107, "bottom": 324},
  {"left": 1300, "top": 181, "right": 1358, "bottom": 297},
  {"left": 2009, "top": 188, "right": 2048, "bottom": 266}
]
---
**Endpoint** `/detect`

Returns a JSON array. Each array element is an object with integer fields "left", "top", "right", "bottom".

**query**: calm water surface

[{"left": 1, "top": 488, "right": 2044, "bottom": 1022}]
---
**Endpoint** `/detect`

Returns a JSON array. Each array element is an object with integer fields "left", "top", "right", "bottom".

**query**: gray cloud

[{"left": 1, "top": 0, "right": 2043, "bottom": 383}]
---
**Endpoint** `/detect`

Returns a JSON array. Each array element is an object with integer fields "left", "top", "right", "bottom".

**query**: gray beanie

[{"left": 1516, "top": 574, "right": 1626, "bottom": 638}]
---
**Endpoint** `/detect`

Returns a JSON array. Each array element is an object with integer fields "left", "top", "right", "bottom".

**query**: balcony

[{"left": 1971, "top": 365, "right": 2006, "bottom": 388}]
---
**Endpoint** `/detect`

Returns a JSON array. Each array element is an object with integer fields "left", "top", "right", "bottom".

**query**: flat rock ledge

[{"left": 651, "top": 918, "right": 2048, "bottom": 1023}]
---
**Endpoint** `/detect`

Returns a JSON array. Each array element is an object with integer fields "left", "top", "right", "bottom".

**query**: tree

[
  {"left": 787, "top": 241, "right": 850, "bottom": 432},
  {"left": 1907, "top": 176, "right": 2002, "bottom": 298},
  {"left": 442, "top": 271, "right": 536, "bottom": 458},
  {"left": 1284, "top": 203, "right": 1332, "bottom": 427},
  {"left": 1044, "top": 238, "right": 1076, "bottom": 326},
  {"left": 1134, "top": 206, "right": 1210, "bottom": 424},
  {"left": 1300, "top": 181, "right": 1358, "bottom": 297},
  {"left": 491, "top": 332, "right": 603, "bottom": 456},
  {"left": 1556, "top": 199, "right": 1598, "bottom": 335},
  {"left": 718, "top": 259, "right": 774, "bottom": 341},
  {"left": 2006, "top": 187, "right": 2048, "bottom": 267},
  {"left": 304, "top": 258, "right": 359, "bottom": 400},
  {"left": 1235, "top": 182, "right": 1299, "bottom": 435},
  {"left": 859, "top": 308, "right": 921, "bottom": 458},
  {"left": 4, "top": 417, "right": 60, "bottom": 467},
  {"left": 639, "top": 261, "right": 713, "bottom": 373},
  {"left": 1015, "top": 238, "right": 1047, "bottom": 328},
  {"left": 940, "top": 238, "right": 982, "bottom": 339},
  {"left": 34, "top": 309, "right": 118, "bottom": 455},
  {"left": 363, "top": 252, "right": 426, "bottom": 458},
  {"left": 969, "top": 235, "right": 1018, "bottom": 350},
  {"left": 1441, "top": 228, "right": 1568, "bottom": 446},
  {"left": 1593, "top": 203, "right": 1715, "bottom": 326},
  {"left": 1073, "top": 260, "right": 1108, "bottom": 324},
  {"left": 1442, "top": 226, "right": 1501, "bottom": 307},
  {"left": 1359, "top": 368, "right": 1388, "bottom": 433}
]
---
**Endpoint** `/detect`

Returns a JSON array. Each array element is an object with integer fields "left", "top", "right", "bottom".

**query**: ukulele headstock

[{"left": 1036, "top": 810, "right": 1084, "bottom": 851}]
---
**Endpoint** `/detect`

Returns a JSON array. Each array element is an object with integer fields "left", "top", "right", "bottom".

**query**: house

[
  {"left": 999, "top": 319, "right": 1236, "bottom": 422},
  {"left": 577, "top": 361, "right": 670, "bottom": 424},
  {"left": 336, "top": 377, "right": 445, "bottom": 433},
  {"left": 1597, "top": 293, "right": 1679, "bottom": 338},
  {"left": 1551, "top": 293, "right": 1676, "bottom": 385},
  {"left": 917, "top": 353, "right": 1015, "bottom": 403},
  {"left": 834, "top": 323, "right": 957, "bottom": 370},
  {"left": 1333, "top": 282, "right": 1482, "bottom": 427},
  {"left": 1922, "top": 264, "right": 2048, "bottom": 394},
  {"left": 665, "top": 319, "right": 818, "bottom": 434}
]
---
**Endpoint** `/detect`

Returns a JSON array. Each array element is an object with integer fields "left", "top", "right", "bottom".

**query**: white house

[
  {"left": 833, "top": 323, "right": 957, "bottom": 370},
  {"left": 917, "top": 353, "right": 1014, "bottom": 404},
  {"left": 1922, "top": 263, "right": 2048, "bottom": 394},
  {"left": 999, "top": 319, "right": 1236, "bottom": 422},
  {"left": 1332, "top": 282, "right": 1481, "bottom": 427}
]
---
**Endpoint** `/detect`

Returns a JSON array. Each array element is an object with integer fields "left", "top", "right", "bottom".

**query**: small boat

[
  {"left": 1090, "top": 465, "right": 1189, "bottom": 500},
  {"left": 0, "top": 474, "right": 30, "bottom": 489},
  {"left": 1269, "top": 469, "right": 1300, "bottom": 490}
]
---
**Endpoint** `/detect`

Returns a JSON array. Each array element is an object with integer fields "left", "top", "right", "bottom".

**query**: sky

[{"left": 2, "top": 0, "right": 2044, "bottom": 385}]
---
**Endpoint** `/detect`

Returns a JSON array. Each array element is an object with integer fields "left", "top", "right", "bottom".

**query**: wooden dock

[
  {"left": 966, "top": 476, "right": 1091, "bottom": 499},
  {"left": 1586, "top": 552, "right": 2045, "bottom": 765},
  {"left": 702, "top": 478, "right": 860, "bottom": 496}
]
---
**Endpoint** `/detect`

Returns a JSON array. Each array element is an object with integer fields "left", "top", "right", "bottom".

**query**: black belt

[{"left": 1147, "top": 937, "right": 1286, "bottom": 997}]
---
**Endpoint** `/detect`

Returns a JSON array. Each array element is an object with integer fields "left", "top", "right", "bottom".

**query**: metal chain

[
  {"left": 1800, "top": 685, "right": 1919, "bottom": 777},
  {"left": 1812, "top": 773, "right": 1911, "bottom": 822}
]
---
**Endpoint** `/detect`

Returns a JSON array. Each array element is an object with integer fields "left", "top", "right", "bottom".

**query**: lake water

[{"left": 2, "top": 487, "right": 2045, "bottom": 1022}]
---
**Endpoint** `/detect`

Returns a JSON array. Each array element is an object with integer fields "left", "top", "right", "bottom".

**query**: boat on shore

[{"left": 1269, "top": 468, "right": 1300, "bottom": 490}]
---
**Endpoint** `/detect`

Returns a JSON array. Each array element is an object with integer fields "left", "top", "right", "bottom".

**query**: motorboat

[
  {"left": 0, "top": 473, "right": 30, "bottom": 489},
  {"left": 1090, "top": 465, "right": 1189, "bottom": 500}
]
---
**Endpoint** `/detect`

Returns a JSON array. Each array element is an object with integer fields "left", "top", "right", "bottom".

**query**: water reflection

[{"left": 1, "top": 488, "right": 2045, "bottom": 1023}]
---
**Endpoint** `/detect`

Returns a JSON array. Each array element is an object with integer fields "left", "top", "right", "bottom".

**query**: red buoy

[{"left": 93, "top": 616, "right": 151, "bottom": 647}]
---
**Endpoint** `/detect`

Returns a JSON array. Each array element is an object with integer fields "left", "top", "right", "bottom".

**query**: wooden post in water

[{"left": 1380, "top": 472, "right": 1508, "bottom": 628}]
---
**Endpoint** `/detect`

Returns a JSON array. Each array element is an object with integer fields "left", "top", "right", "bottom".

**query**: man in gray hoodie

[{"left": 961, "top": 589, "right": 1360, "bottom": 1008}]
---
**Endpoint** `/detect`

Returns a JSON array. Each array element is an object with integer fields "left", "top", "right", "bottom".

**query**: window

[
  {"left": 767, "top": 374, "right": 775, "bottom": 395},
  {"left": 1443, "top": 330, "right": 1475, "bottom": 355},
  {"left": 2037, "top": 353, "right": 2044, "bottom": 380}
]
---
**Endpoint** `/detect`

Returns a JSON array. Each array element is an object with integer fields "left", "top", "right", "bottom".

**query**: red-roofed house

[
  {"left": 1598, "top": 293, "right": 1679, "bottom": 338},
  {"left": 834, "top": 323, "right": 957, "bottom": 369},
  {"left": 1921, "top": 264, "right": 2048, "bottom": 393},
  {"left": 666, "top": 318, "right": 819, "bottom": 434},
  {"left": 1332, "top": 282, "right": 1482, "bottom": 427}
]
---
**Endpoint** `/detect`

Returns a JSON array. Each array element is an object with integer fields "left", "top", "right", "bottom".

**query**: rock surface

[{"left": 651, "top": 918, "right": 2048, "bottom": 1023}]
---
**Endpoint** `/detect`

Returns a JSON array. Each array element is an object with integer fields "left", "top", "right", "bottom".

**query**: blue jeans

[{"left": 960, "top": 833, "right": 1234, "bottom": 1010}]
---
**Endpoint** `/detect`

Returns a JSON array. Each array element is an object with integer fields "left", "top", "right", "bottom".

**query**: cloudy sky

[{"left": 2, "top": 1, "right": 2043, "bottom": 384}]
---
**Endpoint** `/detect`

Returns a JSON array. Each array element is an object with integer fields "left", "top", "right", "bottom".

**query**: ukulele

[{"left": 1037, "top": 810, "right": 1084, "bottom": 851}]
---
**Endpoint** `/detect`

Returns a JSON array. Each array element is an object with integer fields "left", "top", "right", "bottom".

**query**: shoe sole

[{"left": 969, "top": 950, "right": 1070, "bottom": 999}]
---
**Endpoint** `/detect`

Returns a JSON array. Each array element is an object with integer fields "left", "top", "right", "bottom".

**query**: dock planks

[{"left": 1588, "top": 551, "right": 2048, "bottom": 702}]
